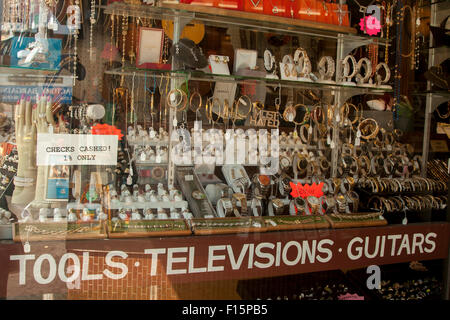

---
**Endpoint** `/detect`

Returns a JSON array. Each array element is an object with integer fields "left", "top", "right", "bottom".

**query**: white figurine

[
  {"left": 131, "top": 208, "right": 142, "bottom": 221},
  {"left": 53, "top": 208, "right": 63, "bottom": 222},
  {"left": 67, "top": 209, "right": 78, "bottom": 222},
  {"left": 39, "top": 208, "right": 49, "bottom": 223},
  {"left": 118, "top": 208, "right": 128, "bottom": 221},
  {"left": 81, "top": 208, "right": 92, "bottom": 222},
  {"left": 157, "top": 208, "right": 168, "bottom": 220},
  {"left": 96, "top": 208, "right": 107, "bottom": 221},
  {"left": 143, "top": 208, "right": 154, "bottom": 220}
]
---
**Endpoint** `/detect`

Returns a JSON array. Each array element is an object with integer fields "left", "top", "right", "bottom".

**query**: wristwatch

[
  {"left": 217, "top": 198, "right": 234, "bottom": 217},
  {"left": 348, "top": 191, "right": 360, "bottom": 213},
  {"left": 336, "top": 194, "right": 347, "bottom": 213},
  {"left": 270, "top": 198, "right": 285, "bottom": 216},
  {"left": 306, "top": 196, "right": 320, "bottom": 215},
  {"left": 294, "top": 197, "right": 307, "bottom": 214},
  {"left": 323, "top": 196, "right": 336, "bottom": 214},
  {"left": 232, "top": 193, "right": 248, "bottom": 216}
]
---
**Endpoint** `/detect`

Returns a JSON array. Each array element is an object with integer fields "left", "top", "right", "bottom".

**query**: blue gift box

[{"left": 10, "top": 37, "right": 61, "bottom": 71}]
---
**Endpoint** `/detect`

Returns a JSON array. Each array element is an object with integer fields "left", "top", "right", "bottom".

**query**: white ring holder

[
  {"left": 340, "top": 55, "right": 359, "bottom": 86},
  {"left": 294, "top": 48, "right": 313, "bottom": 82},
  {"left": 317, "top": 56, "right": 336, "bottom": 84},
  {"left": 355, "top": 58, "right": 375, "bottom": 87},
  {"left": 375, "top": 62, "right": 392, "bottom": 89},
  {"left": 279, "top": 54, "right": 297, "bottom": 81}
]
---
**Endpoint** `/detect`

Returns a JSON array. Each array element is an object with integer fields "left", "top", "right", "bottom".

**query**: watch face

[
  {"left": 273, "top": 199, "right": 284, "bottom": 208},
  {"left": 192, "top": 190, "right": 206, "bottom": 200},
  {"left": 280, "top": 156, "right": 291, "bottom": 169},
  {"left": 222, "top": 199, "right": 232, "bottom": 209},
  {"left": 258, "top": 174, "right": 270, "bottom": 186},
  {"left": 307, "top": 196, "right": 320, "bottom": 205}
]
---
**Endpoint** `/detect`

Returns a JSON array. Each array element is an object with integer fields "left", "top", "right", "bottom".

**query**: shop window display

[{"left": 0, "top": 0, "right": 448, "bottom": 302}]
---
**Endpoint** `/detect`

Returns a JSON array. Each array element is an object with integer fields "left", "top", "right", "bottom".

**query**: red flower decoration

[
  {"left": 91, "top": 123, "right": 123, "bottom": 140},
  {"left": 290, "top": 181, "right": 324, "bottom": 199}
]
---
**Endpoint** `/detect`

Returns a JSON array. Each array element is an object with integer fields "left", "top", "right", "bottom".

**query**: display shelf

[
  {"left": 191, "top": 216, "right": 267, "bottom": 235},
  {"left": 104, "top": 67, "right": 393, "bottom": 94},
  {"left": 107, "top": 219, "right": 191, "bottom": 238},
  {"left": 103, "top": 1, "right": 372, "bottom": 40},
  {"left": 263, "top": 215, "right": 330, "bottom": 231},
  {"left": 11, "top": 221, "right": 108, "bottom": 242},
  {"left": 104, "top": 200, "right": 189, "bottom": 210},
  {"left": 324, "top": 212, "right": 388, "bottom": 229}
]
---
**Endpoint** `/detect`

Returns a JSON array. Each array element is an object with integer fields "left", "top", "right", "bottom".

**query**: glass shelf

[
  {"left": 104, "top": 1, "right": 389, "bottom": 44},
  {"left": 104, "top": 66, "right": 393, "bottom": 95}
]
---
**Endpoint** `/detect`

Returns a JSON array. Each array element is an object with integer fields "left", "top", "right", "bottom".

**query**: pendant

[{"left": 272, "top": 6, "right": 279, "bottom": 14}]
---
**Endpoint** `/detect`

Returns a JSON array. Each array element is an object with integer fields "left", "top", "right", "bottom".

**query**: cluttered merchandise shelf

[{"left": 0, "top": 0, "right": 449, "bottom": 300}]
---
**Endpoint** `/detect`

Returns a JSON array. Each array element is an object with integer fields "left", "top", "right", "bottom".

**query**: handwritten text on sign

[{"left": 36, "top": 134, "right": 118, "bottom": 166}]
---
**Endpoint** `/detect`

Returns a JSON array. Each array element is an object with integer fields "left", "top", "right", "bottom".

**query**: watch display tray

[
  {"left": 12, "top": 221, "right": 107, "bottom": 242},
  {"left": 191, "top": 217, "right": 267, "bottom": 235},
  {"left": 324, "top": 212, "right": 387, "bottom": 229},
  {"left": 263, "top": 215, "right": 330, "bottom": 231},
  {"left": 107, "top": 219, "right": 191, "bottom": 238}
]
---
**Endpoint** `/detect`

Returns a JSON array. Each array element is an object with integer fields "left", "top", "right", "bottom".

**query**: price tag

[
  {"left": 185, "top": 175, "right": 194, "bottom": 181},
  {"left": 173, "top": 118, "right": 178, "bottom": 127}
]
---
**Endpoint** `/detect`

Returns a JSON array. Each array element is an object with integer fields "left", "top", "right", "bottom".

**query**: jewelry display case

[{"left": 0, "top": 0, "right": 448, "bottom": 301}]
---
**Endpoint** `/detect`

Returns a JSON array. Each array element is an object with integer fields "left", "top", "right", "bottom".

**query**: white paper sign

[{"left": 37, "top": 134, "right": 118, "bottom": 166}]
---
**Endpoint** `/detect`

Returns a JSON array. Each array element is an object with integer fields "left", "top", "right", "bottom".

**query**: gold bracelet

[
  {"left": 189, "top": 91, "right": 202, "bottom": 113},
  {"left": 166, "top": 88, "right": 188, "bottom": 111},
  {"left": 234, "top": 95, "right": 252, "bottom": 120}
]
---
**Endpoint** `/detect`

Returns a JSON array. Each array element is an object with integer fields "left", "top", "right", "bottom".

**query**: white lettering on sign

[
  {"left": 8, "top": 232, "right": 439, "bottom": 286},
  {"left": 36, "top": 134, "right": 118, "bottom": 166}
]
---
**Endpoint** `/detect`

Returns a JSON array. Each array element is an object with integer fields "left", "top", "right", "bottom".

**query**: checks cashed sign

[{"left": 36, "top": 134, "right": 118, "bottom": 166}]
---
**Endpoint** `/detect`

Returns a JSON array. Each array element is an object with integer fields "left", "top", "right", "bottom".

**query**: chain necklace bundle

[{"left": 393, "top": 0, "right": 404, "bottom": 122}]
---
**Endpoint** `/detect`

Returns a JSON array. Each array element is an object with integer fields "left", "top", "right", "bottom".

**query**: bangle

[
  {"left": 318, "top": 56, "right": 335, "bottom": 80},
  {"left": 292, "top": 104, "right": 311, "bottom": 126},
  {"left": 189, "top": 91, "right": 202, "bottom": 113},
  {"left": 356, "top": 57, "right": 372, "bottom": 84},
  {"left": 375, "top": 62, "right": 391, "bottom": 85},
  {"left": 167, "top": 88, "right": 187, "bottom": 111},
  {"left": 234, "top": 95, "right": 252, "bottom": 120},
  {"left": 358, "top": 118, "right": 379, "bottom": 140},
  {"left": 342, "top": 55, "right": 358, "bottom": 79},
  {"left": 206, "top": 97, "right": 222, "bottom": 124}
]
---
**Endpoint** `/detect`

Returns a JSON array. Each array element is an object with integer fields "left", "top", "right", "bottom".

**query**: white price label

[{"left": 185, "top": 175, "right": 194, "bottom": 181}]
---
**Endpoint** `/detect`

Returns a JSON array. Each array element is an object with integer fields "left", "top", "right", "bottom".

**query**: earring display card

[
  {"left": 209, "top": 55, "right": 231, "bottom": 75},
  {"left": 234, "top": 49, "right": 258, "bottom": 73}
]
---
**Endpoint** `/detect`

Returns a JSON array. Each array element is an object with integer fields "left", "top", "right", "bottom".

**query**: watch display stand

[{"left": 222, "top": 164, "right": 251, "bottom": 193}]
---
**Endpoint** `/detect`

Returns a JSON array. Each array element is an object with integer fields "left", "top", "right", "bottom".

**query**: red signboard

[{"left": 0, "top": 222, "right": 449, "bottom": 299}]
